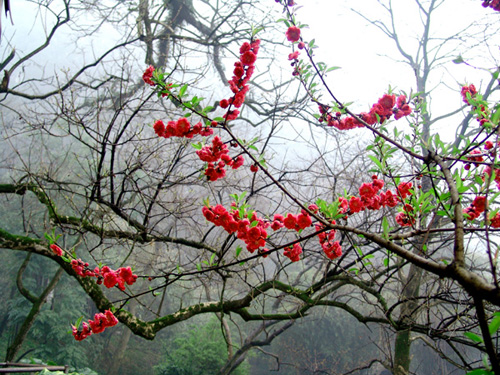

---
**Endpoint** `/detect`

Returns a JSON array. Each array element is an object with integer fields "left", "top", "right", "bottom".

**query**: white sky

[
  {"left": 2, "top": 0, "right": 499, "bottom": 143},
  {"left": 296, "top": 0, "right": 500, "bottom": 140}
]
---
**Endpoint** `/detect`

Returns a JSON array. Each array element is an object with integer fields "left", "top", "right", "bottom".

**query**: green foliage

[
  {"left": 154, "top": 317, "right": 249, "bottom": 375},
  {"left": 37, "top": 368, "right": 98, "bottom": 375}
]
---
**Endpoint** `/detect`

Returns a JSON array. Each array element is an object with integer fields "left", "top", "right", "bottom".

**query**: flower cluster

[
  {"left": 202, "top": 201, "right": 329, "bottom": 262},
  {"left": 219, "top": 39, "right": 260, "bottom": 121},
  {"left": 196, "top": 136, "right": 245, "bottom": 181},
  {"left": 72, "top": 310, "right": 118, "bottom": 341},
  {"left": 142, "top": 66, "right": 155, "bottom": 86},
  {"left": 330, "top": 176, "right": 414, "bottom": 228},
  {"left": 142, "top": 65, "right": 173, "bottom": 96},
  {"left": 395, "top": 204, "right": 416, "bottom": 227},
  {"left": 284, "top": 243, "right": 302, "bottom": 262},
  {"left": 465, "top": 149, "right": 484, "bottom": 168},
  {"left": 71, "top": 259, "right": 97, "bottom": 277},
  {"left": 202, "top": 203, "right": 270, "bottom": 253},
  {"left": 146, "top": 40, "right": 262, "bottom": 182},
  {"left": 96, "top": 266, "right": 138, "bottom": 291},
  {"left": 484, "top": 166, "right": 500, "bottom": 190},
  {"left": 50, "top": 244, "right": 63, "bottom": 256},
  {"left": 68, "top": 258, "right": 137, "bottom": 291},
  {"left": 348, "top": 176, "right": 410, "bottom": 213},
  {"left": 464, "top": 196, "right": 487, "bottom": 221},
  {"left": 461, "top": 84, "right": 493, "bottom": 128},
  {"left": 482, "top": 0, "right": 500, "bottom": 11},
  {"left": 490, "top": 212, "right": 500, "bottom": 228},
  {"left": 318, "top": 94, "right": 412, "bottom": 130},
  {"left": 153, "top": 118, "right": 213, "bottom": 139},
  {"left": 315, "top": 222, "right": 342, "bottom": 260},
  {"left": 202, "top": 177, "right": 416, "bottom": 263},
  {"left": 461, "top": 84, "right": 477, "bottom": 104}
]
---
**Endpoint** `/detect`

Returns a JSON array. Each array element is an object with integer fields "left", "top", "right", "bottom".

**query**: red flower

[
  {"left": 359, "top": 182, "right": 376, "bottom": 199},
  {"left": 378, "top": 94, "right": 396, "bottom": 110},
  {"left": 349, "top": 196, "right": 364, "bottom": 213},
  {"left": 284, "top": 243, "right": 302, "bottom": 262},
  {"left": 396, "top": 212, "right": 414, "bottom": 227},
  {"left": 50, "top": 244, "right": 63, "bottom": 256},
  {"left": 231, "top": 155, "right": 245, "bottom": 170},
  {"left": 284, "top": 213, "right": 299, "bottom": 230},
  {"left": 118, "top": 267, "right": 138, "bottom": 286},
  {"left": 461, "top": 84, "right": 477, "bottom": 104},
  {"left": 72, "top": 322, "right": 92, "bottom": 341},
  {"left": 322, "top": 241, "right": 342, "bottom": 260},
  {"left": 490, "top": 212, "right": 500, "bottom": 228},
  {"left": 472, "top": 196, "right": 487, "bottom": 212},
  {"left": 286, "top": 26, "right": 301, "bottom": 42},
  {"left": 241, "top": 51, "right": 257, "bottom": 66},
  {"left": 153, "top": 120, "right": 165, "bottom": 137},
  {"left": 297, "top": 212, "right": 312, "bottom": 229},
  {"left": 288, "top": 51, "right": 300, "bottom": 60},
  {"left": 142, "top": 65, "right": 155, "bottom": 86},
  {"left": 397, "top": 182, "right": 413, "bottom": 199},
  {"left": 239, "top": 42, "right": 251, "bottom": 54},
  {"left": 308, "top": 204, "right": 319, "bottom": 213}
]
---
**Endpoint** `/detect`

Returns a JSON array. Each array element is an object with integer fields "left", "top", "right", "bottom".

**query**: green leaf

[
  {"left": 383, "top": 258, "right": 389, "bottom": 267},
  {"left": 475, "top": 174, "right": 484, "bottom": 186},
  {"left": 368, "top": 155, "right": 384, "bottom": 171},
  {"left": 464, "top": 331, "right": 484, "bottom": 343},
  {"left": 382, "top": 216, "right": 390, "bottom": 238},
  {"left": 235, "top": 246, "right": 242, "bottom": 258},
  {"left": 191, "top": 142, "right": 202, "bottom": 150},
  {"left": 491, "top": 105, "right": 500, "bottom": 126},
  {"left": 252, "top": 26, "right": 265, "bottom": 36},
  {"left": 210, "top": 252, "right": 216, "bottom": 265},
  {"left": 196, "top": 263, "right": 202, "bottom": 271},
  {"left": 348, "top": 267, "right": 359, "bottom": 275},
  {"left": 466, "top": 370, "right": 494, "bottom": 375},
  {"left": 179, "top": 84, "right": 188, "bottom": 97},
  {"left": 326, "top": 66, "right": 341, "bottom": 73},
  {"left": 489, "top": 315, "right": 500, "bottom": 334},
  {"left": 453, "top": 55, "right": 464, "bottom": 64}
]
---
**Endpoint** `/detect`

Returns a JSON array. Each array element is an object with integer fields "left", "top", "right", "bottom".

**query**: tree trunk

[
  {"left": 106, "top": 302, "right": 136, "bottom": 375},
  {"left": 5, "top": 264, "right": 64, "bottom": 362}
]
